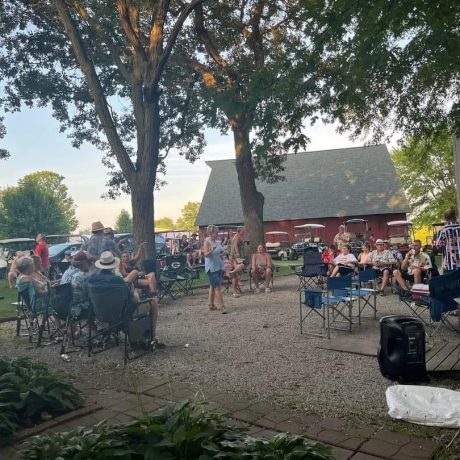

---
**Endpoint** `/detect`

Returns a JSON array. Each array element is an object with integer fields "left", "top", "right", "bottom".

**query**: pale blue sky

[{"left": 1, "top": 106, "right": 373, "bottom": 230}]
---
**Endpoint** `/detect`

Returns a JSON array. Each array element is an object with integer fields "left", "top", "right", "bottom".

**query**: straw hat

[
  {"left": 95, "top": 251, "right": 120, "bottom": 270},
  {"left": 91, "top": 221, "right": 106, "bottom": 233}
]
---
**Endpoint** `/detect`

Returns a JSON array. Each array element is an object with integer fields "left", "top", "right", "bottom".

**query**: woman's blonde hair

[{"left": 206, "top": 225, "right": 218, "bottom": 236}]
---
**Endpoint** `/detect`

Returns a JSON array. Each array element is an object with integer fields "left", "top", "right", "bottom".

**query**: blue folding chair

[
  {"left": 300, "top": 275, "right": 357, "bottom": 338},
  {"left": 295, "top": 251, "right": 325, "bottom": 291},
  {"left": 349, "top": 269, "right": 378, "bottom": 324}
]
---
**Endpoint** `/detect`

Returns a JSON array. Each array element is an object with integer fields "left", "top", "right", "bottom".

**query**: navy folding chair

[
  {"left": 349, "top": 269, "right": 378, "bottom": 323},
  {"left": 295, "top": 251, "right": 325, "bottom": 291}
]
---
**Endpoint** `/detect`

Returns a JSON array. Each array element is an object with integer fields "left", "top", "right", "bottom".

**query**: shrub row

[
  {"left": 22, "top": 400, "right": 333, "bottom": 459},
  {"left": 0, "top": 357, "right": 82, "bottom": 446}
]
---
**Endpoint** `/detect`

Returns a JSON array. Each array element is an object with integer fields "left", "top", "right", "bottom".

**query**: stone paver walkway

[{"left": 0, "top": 376, "right": 439, "bottom": 460}]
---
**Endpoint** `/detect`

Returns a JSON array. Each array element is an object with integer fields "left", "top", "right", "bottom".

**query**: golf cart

[
  {"left": 291, "top": 224, "right": 326, "bottom": 258},
  {"left": 344, "top": 219, "right": 369, "bottom": 255},
  {"left": 386, "top": 220, "right": 414, "bottom": 255},
  {"left": 265, "top": 231, "right": 292, "bottom": 260},
  {"left": 424, "top": 223, "right": 444, "bottom": 254},
  {"left": 0, "top": 238, "right": 36, "bottom": 279}
]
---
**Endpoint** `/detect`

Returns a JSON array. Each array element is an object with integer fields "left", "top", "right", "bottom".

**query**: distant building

[{"left": 196, "top": 145, "right": 409, "bottom": 243}]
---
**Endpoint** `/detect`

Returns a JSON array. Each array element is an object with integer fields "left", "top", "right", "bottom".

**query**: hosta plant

[{"left": 0, "top": 357, "right": 82, "bottom": 446}]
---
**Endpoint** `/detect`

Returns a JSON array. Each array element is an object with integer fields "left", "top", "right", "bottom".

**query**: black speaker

[{"left": 378, "top": 315, "right": 427, "bottom": 383}]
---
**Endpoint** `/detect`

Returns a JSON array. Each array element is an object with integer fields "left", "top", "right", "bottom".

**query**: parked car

[
  {"left": 0, "top": 238, "right": 36, "bottom": 278},
  {"left": 48, "top": 241, "right": 83, "bottom": 280}
]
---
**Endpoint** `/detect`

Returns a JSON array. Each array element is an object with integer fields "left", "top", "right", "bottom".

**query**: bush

[
  {"left": 0, "top": 357, "right": 82, "bottom": 446},
  {"left": 22, "top": 400, "right": 333, "bottom": 459}
]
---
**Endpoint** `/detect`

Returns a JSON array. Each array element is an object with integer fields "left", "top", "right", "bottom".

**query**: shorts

[
  {"left": 337, "top": 266, "right": 354, "bottom": 276},
  {"left": 207, "top": 270, "right": 223, "bottom": 287},
  {"left": 375, "top": 268, "right": 391, "bottom": 277}
]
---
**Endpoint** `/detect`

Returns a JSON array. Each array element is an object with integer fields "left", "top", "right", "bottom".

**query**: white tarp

[{"left": 386, "top": 385, "right": 460, "bottom": 428}]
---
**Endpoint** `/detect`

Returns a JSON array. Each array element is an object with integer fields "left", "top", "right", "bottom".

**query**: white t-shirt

[{"left": 333, "top": 253, "right": 358, "bottom": 267}]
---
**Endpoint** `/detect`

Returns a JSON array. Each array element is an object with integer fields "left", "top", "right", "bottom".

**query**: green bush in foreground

[
  {"left": 22, "top": 400, "right": 333, "bottom": 459},
  {"left": 0, "top": 357, "right": 82, "bottom": 445}
]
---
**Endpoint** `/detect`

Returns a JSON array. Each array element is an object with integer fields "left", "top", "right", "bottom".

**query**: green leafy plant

[
  {"left": 0, "top": 357, "right": 82, "bottom": 445},
  {"left": 22, "top": 400, "right": 333, "bottom": 459}
]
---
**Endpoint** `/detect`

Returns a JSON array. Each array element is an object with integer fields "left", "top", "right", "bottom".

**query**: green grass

[{"left": 0, "top": 283, "right": 18, "bottom": 319}]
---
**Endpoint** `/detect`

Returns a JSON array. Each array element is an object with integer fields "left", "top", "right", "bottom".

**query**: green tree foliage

[
  {"left": 0, "top": 0, "right": 204, "bottom": 258},
  {"left": 114, "top": 209, "right": 133, "bottom": 233},
  {"left": 184, "top": 1, "right": 319, "bottom": 253},
  {"left": 175, "top": 201, "right": 199, "bottom": 231},
  {"left": 19, "top": 171, "right": 78, "bottom": 231},
  {"left": 304, "top": 1, "right": 460, "bottom": 139},
  {"left": 0, "top": 117, "right": 8, "bottom": 160},
  {"left": 392, "top": 130, "right": 456, "bottom": 226},
  {"left": 0, "top": 172, "right": 77, "bottom": 238},
  {"left": 155, "top": 217, "right": 175, "bottom": 230}
]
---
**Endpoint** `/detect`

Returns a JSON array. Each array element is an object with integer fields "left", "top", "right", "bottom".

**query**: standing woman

[
  {"left": 203, "top": 225, "right": 226, "bottom": 313},
  {"left": 231, "top": 226, "right": 246, "bottom": 265}
]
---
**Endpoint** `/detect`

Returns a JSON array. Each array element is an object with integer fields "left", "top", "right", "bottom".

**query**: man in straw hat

[
  {"left": 82, "top": 221, "right": 121, "bottom": 260},
  {"left": 87, "top": 251, "right": 162, "bottom": 346}
]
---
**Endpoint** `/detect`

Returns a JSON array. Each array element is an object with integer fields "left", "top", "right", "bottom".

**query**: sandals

[
  {"left": 265, "top": 288, "right": 272, "bottom": 293},
  {"left": 220, "top": 306, "right": 227, "bottom": 314},
  {"left": 209, "top": 304, "right": 217, "bottom": 311},
  {"left": 232, "top": 293, "right": 241, "bottom": 298}
]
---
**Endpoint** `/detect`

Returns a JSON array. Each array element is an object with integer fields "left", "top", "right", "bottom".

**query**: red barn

[{"left": 196, "top": 145, "right": 409, "bottom": 244}]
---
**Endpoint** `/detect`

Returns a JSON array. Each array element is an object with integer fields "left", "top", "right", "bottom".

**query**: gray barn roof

[{"left": 196, "top": 145, "right": 409, "bottom": 226}]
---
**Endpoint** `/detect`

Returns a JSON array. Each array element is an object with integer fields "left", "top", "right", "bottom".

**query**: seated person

[
  {"left": 7, "top": 251, "right": 27, "bottom": 289},
  {"left": 87, "top": 251, "right": 162, "bottom": 344},
  {"left": 321, "top": 244, "right": 336, "bottom": 275},
  {"left": 251, "top": 244, "right": 273, "bottom": 293},
  {"left": 367, "top": 239, "right": 396, "bottom": 295},
  {"left": 15, "top": 256, "right": 49, "bottom": 309},
  {"left": 393, "top": 239, "right": 432, "bottom": 297},
  {"left": 31, "top": 255, "right": 59, "bottom": 288},
  {"left": 357, "top": 243, "right": 372, "bottom": 271},
  {"left": 60, "top": 251, "right": 92, "bottom": 317},
  {"left": 330, "top": 244, "right": 357, "bottom": 277},
  {"left": 222, "top": 252, "right": 244, "bottom": 298},
  {"left": 178, "top": 235, "right": 190, "bottom": 254},
  {"left": 118, "top": 242, "right": 157, "bottom": 297},
  {"left": 186, "top": 233, "right": 201, "bottom": 267}
]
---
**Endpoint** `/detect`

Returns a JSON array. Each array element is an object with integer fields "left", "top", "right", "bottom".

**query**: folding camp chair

[
  {"left": 16, "top": 282, "right": 55, "bottom": 346},
  {"left": 299, "top": 275, "right": 357, "bottom": 338},
  {"left": 163, "top": 255, "right": 197, "bottom": 297},
  {"left": 87, "top": 283, "right": 153, "bottom": 364},
  {"left": 51, "top": 283, "right": 88, "bottom": 356},
  {"left": 249, "top": 265, "right": 279, "bottom": 291},
  {"left": 400, "top": 272, "right": 460, "bottom": 337},
  {"left": 349, "top": 269, "right": 378, "bottom": 323},
  {"left": 143, "top": 257, "right": 178, "bottom": 301},
  {"left": 295, "top": 251, "right": 325, "bottom": 291}
]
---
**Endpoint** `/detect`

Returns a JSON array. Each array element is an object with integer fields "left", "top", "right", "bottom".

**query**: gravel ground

[{"left": 1, "top": 274, "right": 459, "bottom": 428}]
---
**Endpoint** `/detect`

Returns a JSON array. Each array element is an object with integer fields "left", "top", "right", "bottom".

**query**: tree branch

[
  {"left": 146, "top": 0, "right": 203, "bottom": 89},
  {"left": 193, "top": 2, "right": 237, "bottom": 82},
  {"left": 53, "top": 0, "right": 135, "bottom": 180},
  {"left": 115, "top": 0, "right": 147, "bottom": 60}
]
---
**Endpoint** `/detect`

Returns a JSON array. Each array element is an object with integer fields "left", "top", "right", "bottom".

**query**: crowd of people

[
  {"left": 10, "top": 221, "right": 162, "bottom": 346},
  {"left": 7, "top": 207, "right": 460, "bottom": 345},
  {"left": 203, "top": 225, "right": 274, "bottom": 314},
  {"left": 321, "top": 209, "right": 460, "bottom": 298}
]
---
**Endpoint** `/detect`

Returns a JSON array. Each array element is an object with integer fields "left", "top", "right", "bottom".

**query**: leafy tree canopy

[
  {"left": 305, "top": 0, "right": 460, "bottom": 140},
  {"left": 114, "top": 208, "right": 133, "bottom": 233},
  {"left": 19, "top": 171, "right": 78, "bottom": 231},
  {"left": 155, "top": 217, "right": 175, "bottom": 231},
  {"left": 392, "top": 129, "right": 456, "bottom": 227},
  {"left": 175, "top": 201, "right": 199, "bottom": 231},
  {"left": 0, "top": 172, "right": 77, "bottom": 238}
]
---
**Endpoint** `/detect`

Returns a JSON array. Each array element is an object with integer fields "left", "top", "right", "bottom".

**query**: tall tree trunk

[
  {"left": 231, "top": 116, "right": 264, "bottom": 257},
  {"left": 129, "top": 89, "right": 160, "bottom": 259}
]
